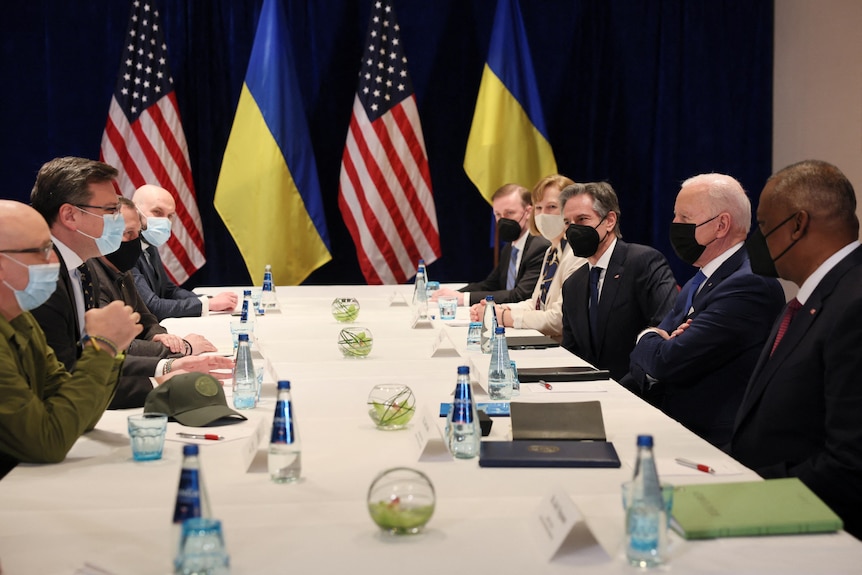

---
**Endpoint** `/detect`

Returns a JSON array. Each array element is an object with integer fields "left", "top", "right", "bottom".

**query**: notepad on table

[
  {"left": 478, "top": 440, "right": 621, "bottom": 468},
  {"left": 510, "top": 400, "right": 607, "bottom": 441},
  {"left": 671, "top": 477, "right": 843, "bottom": 539}
]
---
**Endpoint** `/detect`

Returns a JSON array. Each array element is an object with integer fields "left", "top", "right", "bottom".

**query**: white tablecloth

[{"left": 1, "top": 285, "right": 860, "bottom": 574}]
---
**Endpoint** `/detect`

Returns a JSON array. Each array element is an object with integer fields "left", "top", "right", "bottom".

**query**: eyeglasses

[
  {"left": 0, "top": 241, "right": 54, "bottom": 262},
  {"left": 74, "top": 204, "right": 121, "bottom": 221}
]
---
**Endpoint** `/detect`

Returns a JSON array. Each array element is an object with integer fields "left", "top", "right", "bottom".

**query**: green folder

[{"left": 671, "top": 478, "right": 843, "bottom": 539}]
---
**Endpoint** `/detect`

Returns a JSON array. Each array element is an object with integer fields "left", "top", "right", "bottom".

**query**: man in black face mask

[
  {"left": 624, "top": 174, "right": 785, "bottom": 448},
  {"left": 431, "top": 184, "right": 549, "bottom": 305},
  {"left": 560, "top": 182, "right": 676, "bottom": 382},
  {"left": 732, "top": 160, "right": 862, "bottom": 540},
  {"left": 86, "top": 197, "right": 233, "bottom": 408}
]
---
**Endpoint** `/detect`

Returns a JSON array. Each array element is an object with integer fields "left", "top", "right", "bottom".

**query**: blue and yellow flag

[
  {"left": 464, "top": 0, "right": 558, "bottom": 204},
  {"left": 214, "top": 0, "right": 331, "bottom": 285}
]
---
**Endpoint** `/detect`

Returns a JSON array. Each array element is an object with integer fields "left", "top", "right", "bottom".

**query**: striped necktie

[
  {"left": 770, "top": 298, "right": 802, "bottom": 357},
  {"left": 78, "top": 264, "right": 96, "bottom": 310},
  {"left": 536, "top": 247, "right": 559, "bottom": 309}
]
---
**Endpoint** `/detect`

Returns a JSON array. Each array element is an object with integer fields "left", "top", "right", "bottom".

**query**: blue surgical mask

[
  {"left": 77, "top": 213, "right": 125, "bottom": 255},
  {"left": 141, "top": 217, "right": 172, "bottom": 247},
  {"left": 1, "top": 256, "right": 60, "bottom": 311}
]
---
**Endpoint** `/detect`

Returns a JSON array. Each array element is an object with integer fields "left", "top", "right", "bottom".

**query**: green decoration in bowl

[
  {"left": 368, "top": 384, "right": 416, "bottom": 430},
  {"left": 331, "top": 297, "right": 360, "bottom": 323},
  {"left": 367, "top": 467, "right": 435, "bottom": 535},
  {"left": 338, "top": 326, "right": 373, "bottom": 358}
]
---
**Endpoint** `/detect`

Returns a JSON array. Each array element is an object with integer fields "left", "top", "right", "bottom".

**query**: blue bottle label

[
  {"left": 240, "top": 300, "right": 249, "bottom": 322},
  {"left": 271, "top": 400, "right": 295, "bottom": 444},
  {"left": 173, "top": 469, "right": 201, "bottom": 524}
]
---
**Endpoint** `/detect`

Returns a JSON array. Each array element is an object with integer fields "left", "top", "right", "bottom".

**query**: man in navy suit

[
  {"left": 732, "top": 160, "right": 862, "bottom": 540},
  {"left": 560, "top": 182, "right": 677, "bottom": 382},
  {"left": 625, "top": 174, "right": 785, "bottom": 447},
  {"left": 431, "top": 183, "right": 549, "bottom": 306},
  {"left": 132, "top": 185, "right": 237, "bottom": 321}
]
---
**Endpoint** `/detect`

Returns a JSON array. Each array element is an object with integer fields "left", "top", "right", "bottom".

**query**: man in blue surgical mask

[
  {"left": 0, "top": 199, "right": 143, "bottom": 478},
  {"left": 132, "top": 184, "right": 238, "bottom": 320}
]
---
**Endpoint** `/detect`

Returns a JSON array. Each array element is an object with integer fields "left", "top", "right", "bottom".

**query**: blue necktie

[
  {"left": 589, "top": 266, "right": 603, "bottom": 343},
  {"left": 537, "top": 247, "right": 559, "bottom": 308},
  {"left": 681, "top": 270, "right": 707, "bottom": 318},
  {"left": 506, "top": 245, "right": 519, "bottom": 290}
]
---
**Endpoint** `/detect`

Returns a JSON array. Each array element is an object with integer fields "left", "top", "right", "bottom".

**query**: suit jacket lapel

[
  {"left": 695, "top": 248, "right": 746, "bottom": 307},
  {"left": 54, "top": 248, "right": 82, "bottom": 338},
  {"left": 593, "top": 241, "right": 627, "bottom": 355}
]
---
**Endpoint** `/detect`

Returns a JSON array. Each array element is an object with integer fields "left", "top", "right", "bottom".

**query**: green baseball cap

[{"left": 144, "top": 372, "right": 247, "bottom": 427}]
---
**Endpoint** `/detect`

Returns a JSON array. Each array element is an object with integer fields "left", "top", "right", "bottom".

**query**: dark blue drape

[{"left": 0, "top": 0, "right": 773, "bottom": 287}]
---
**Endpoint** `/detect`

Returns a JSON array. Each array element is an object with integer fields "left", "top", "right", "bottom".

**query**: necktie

[
  {"left": 506, "top": 245, "right": 519, "bottom": 290},
  {"left": 589, "top": 266, "right": 603, "bottom": 343},
  {"left": 537, "top": 247, "right": 559, "bottom": 309},
  {"left": 78, "top": 264, "right": 95, "bottom": 310},
  {"left": 770, "top": 298, "right": 802, "bottom": 357},
  {"left": 681, "top": 270, "right": 707, "bottom": 318}
]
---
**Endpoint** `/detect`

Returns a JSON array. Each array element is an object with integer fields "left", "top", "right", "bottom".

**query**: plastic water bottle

[
  {"left": 260, "top": 264, "right": 278, "bottom": 311},
  {"left": 626, "top": 434, "right": 666, "bottom": 568},
  {"left": 233, "top": 333, "right": 256, "bottom": 409},
  {"left": 446, "top": 366, "right": 480, "bottom": 459},
  {"left": 269, "top": 380, "right": 302, "bottom": 483},
  {"left": 172, "top": 444, "right": 212, "bottom": 567},
  {"left": 413, "top": 264, "right": 428, "bottom": 319},
  {"left": 510, "top": 359, "right": 520, "bottom": 396},
  {"left": 488, "top": 326, "right": 514, "bottom": 400},
  {"left": 480, "top": 295, "right": 497, "bottom": 353},
  {"left": 240, "top": 289, "right": 256, "bottom": 328}
]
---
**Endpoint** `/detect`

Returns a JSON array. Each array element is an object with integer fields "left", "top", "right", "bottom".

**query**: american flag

[
  {"left": 338, "top": 0, "right": 441, "bottom": 285},
  {"left": 101, "top": 0, "right": 205, "bottom": 285}
]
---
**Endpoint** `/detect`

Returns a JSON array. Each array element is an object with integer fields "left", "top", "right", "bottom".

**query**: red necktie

[{"left": 770, "top": 298, "right": 801, "bottom": 357}]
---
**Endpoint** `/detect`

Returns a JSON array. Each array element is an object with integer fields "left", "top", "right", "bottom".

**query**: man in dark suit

[
  {"left": 731, "top": 160, "right": 862, "bottom": 540},
  {"left": 624, "top": 174, "right": 785, "bottom": 447},
  {"left": 560, "top": 182, "right": 677, "bottom": 382},
  {"left": 29, "top": 157, "right": 233, "bottom": 409},
  {"left": 431, "top": 184, "right": 549, "bottom": 306},
  {"left": 132, "top": 185, "right": 237, "bottom": 321}
]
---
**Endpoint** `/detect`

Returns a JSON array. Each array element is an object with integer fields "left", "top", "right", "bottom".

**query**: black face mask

[
  {"left": 105, "top": 237, "right": 143, "bottom": 273},
  {"left": 745, "top": 212, "right": 799, "bottom": 278},
  {"left": 669, "top": 214, "right": 719, "bottom": 265},
  {"left": 566, "top": 214, "right": 608, "bottom": 257},
  {"left": 497, "top": 217, "right": 522, "bottom": 243}
]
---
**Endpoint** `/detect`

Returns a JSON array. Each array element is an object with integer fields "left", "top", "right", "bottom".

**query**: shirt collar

[
  {"left": 512, "top": 230, "right": 529, "bottom": 251},
  {"left": 591, "top": 238, "right": 618, "bottom": 271},
  {"left": 51, "top": 235, "right": 82, "bottom": 270},
  {"left": 796, "top": 241, "right": 860, "bottom": 304},
  {"left": 699, "top": 242, "right": 744, "bottom": 279}
]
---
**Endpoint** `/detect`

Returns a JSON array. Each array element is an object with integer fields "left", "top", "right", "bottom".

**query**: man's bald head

[
  {"left": 133, "top": 185, "right": 176, "bottom": 219},
  {"left": 0, "top": 200, "right": 52, "bottom": 251}
]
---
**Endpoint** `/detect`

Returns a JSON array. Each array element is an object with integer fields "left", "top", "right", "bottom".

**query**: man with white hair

[
  {"left": 132, "top": 184, "right": 237, "bottom": 320},
  {"left": 624, "top": 173, "right": 785, "bottom": 447}
]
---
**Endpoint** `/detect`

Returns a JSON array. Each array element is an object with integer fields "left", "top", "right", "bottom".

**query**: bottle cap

[
  {"left": 495, "top": 326, "right": 505, "bottom": 334},
  {"left": 238, "top": 333, "right": 250, "bottom": 342},
  {"left": 183, "top": 444, "right": 199, "bottom": 456},
  {"left": 469, "top": 321, "right": 482, "bottom": 327},
  {"left": 243, "top": 289, "right": 252, "bottom": 296},
  {"left": 277, "top": 380, "right": 291, "bottom": 390},
  {"left": 636, "top": 434, "right": 654, "bottom": 447},
  {"left": 457, "top": 365, "right": 469, "bottom": 375},
  {"left": 485, "top": 295, "right": 494, "bottom": 301}
]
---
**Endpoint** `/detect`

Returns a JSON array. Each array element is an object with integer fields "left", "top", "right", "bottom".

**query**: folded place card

[
  {"left": 478, "top": 440, "right": 621, "bottom": 468},
  {"left": 430, "top": 329, "right": 461, "bottom": 357},
  {"left": 532, "top": 488, "right": 611, "bottom": 562},
  {"left": 510, "top": 400, "right": 607, "bottom": 441}
]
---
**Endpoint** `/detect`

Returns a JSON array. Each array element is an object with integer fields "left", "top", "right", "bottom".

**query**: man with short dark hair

[
  {"left": 560, "top": 182, "right": 677, "bottom": 381},
  {"left": 732, "top": 160, "right": 862, "bottom": 540},
  {"left": 432, "top": 183, "right": 549, "bottom": 305}
]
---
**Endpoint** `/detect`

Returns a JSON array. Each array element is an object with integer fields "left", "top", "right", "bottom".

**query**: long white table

[{"left": 1, "top": 285, "right": 861, "bottom": 574}]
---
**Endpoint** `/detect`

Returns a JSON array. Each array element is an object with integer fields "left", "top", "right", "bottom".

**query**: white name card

[
  {"left": 241, "top": 417, "right": 268, "bottom": 472},
  {"left": 430, "top": 328, "right": 461, "bottom": 357},
  {"left": 532, "top": 488, "right": 607, "bottom": 562},
  {"left": 388, "top": 291, "right": 409, "bottom": 306},
  {"left": 412, "top": 406, "right": 452, "bottom": 462}
]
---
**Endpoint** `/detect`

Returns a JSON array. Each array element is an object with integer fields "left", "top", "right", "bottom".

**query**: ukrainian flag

[
  {"left": 464, "top": 0, "right": 558, "bottom": 204},
  {"left": 214, "top": 0, "right": 331, "bottom": 285}
]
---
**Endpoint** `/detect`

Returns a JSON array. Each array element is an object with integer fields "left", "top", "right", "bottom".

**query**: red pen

[
  {"left": 537, "top": 380, "right": 553, "bottom": 391},
  {"left": 675, "top": 457, "right": 715, "bottom": 474},
  {"left": 177, "top": 432, "right": 224, "bottom": 441}
]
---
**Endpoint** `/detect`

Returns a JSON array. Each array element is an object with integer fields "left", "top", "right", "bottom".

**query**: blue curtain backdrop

[{"left": 0, "top": 0, "right": 773, "bottom": 288}]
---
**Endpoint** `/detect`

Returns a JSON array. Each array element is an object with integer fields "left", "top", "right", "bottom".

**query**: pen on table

[
  {"left": 537, "top": 380, "right": 553, "bottom": 391},
  {"left": 675, "top": 457, "right": 715, "bottom": 474},
  {"left": 177, "top": 432, "right": 224, "bottom": 441}
]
